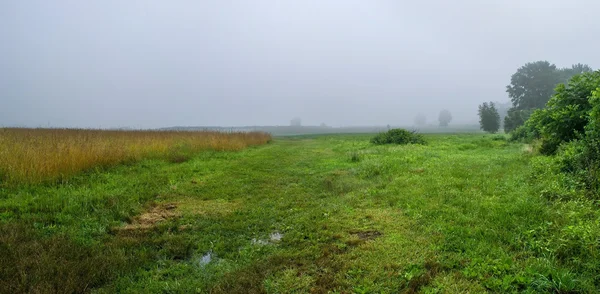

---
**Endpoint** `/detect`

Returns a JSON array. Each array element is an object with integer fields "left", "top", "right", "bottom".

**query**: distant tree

[
  {"left": 438, "top": 110, "right": 452, "bottom": 127},
  {"left": 560, "top": 63, "right": 594, "bottom": 81},
  {"left": 414, "top": 113, "right": 426, "bottom": 126},
  {"left": 290, "top": 117, "right": 301, "bottom": 127},
  {"left": 319, "top": 122, "right": 328, "bottom": 128},
  {"left": 478, "top": 102, "right": 500, "bottom": 133},
  {"left": 494, "top": 101, "right": 511, "bottom": 127}
]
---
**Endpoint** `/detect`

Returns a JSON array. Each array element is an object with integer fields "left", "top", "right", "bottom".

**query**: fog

[{"left": 1, "top": 0, "right": 599, "bottom": 128}]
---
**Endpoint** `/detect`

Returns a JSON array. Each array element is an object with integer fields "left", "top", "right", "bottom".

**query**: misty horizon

[{"left": 2, "top": 1, "right": 599, "bottom": 128}]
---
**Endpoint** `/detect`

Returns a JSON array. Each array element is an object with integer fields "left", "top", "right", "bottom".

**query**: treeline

[
  {"left": 163, "top": 125, "right": 481, "bottom": 136},
  {"left": 481, "top": 60, "right": 600, "bottom": 196},
  {"left": 478, "top": 61, "right": 594, "bottom": 133},
  {"left": 504, "top": 61, "right": 593, "bottom": 132}
]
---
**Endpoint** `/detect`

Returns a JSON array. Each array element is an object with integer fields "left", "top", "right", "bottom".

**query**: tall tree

[
  {"left": 478, "top": 102, "right": 500, "bottom": 133},
  {"left": 438, "top": 110, "right": 452, "bottom": 127},
  {"left": 504, "top": 61, "right": 594, "bottom": 132},
  {"left": 506, "top": 61, "right": 563, "bottom": 110}
]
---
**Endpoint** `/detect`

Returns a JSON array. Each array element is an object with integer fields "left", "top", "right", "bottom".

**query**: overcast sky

[{"left": 1, "top": 0, "right": 599, "bottom": 128}]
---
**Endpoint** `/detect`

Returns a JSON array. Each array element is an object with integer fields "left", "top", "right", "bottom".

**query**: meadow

[
  {"left": 1, "top": 133, "right": 599, "bottom": 293},
  {"left": 0, "top": 128, "right": 271, "bottom": 185}
]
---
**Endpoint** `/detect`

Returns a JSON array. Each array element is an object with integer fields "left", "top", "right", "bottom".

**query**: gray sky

[{"left": 1, "top": 0, "right": 599, "bottom": 128}]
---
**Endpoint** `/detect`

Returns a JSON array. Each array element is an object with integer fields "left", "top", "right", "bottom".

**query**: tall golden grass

[{"left": 0, "top": 128, "right": 271, "bottom": 185}]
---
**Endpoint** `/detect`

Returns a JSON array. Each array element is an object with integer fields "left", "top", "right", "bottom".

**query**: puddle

[
  {"left": 251, "top": 238, "right": 269, "bottom": 245},
  {"left": 270, "top": 232, "right": 283, "bottom": 242},
  {"left": 198, "top": 251, "right": 214, "bottom": 266},
  {"left": 252, "top": 231, "right": 284, "bottom": 246}
]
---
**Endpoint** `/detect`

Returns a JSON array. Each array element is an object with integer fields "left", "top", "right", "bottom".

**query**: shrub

[
  {"left": 509, "top": 125, "right": 531, "bottom": 142},
  {"left": 370, "top": 129, "right": 426, "bottom": 145},
  {"left": 554, "top": 88, "right": 600, "bottom": 193},
  {"left": 504, "top": 108, "right": 533, "bottom": 133},
  {"left": 513, "top": 71, "right": 600, "bottom": 196},
  {"left": 532, "top": 71, "right": 600, "bottom": 154},
  {"left": 491, "top": 134, "right": 506, "bottom": 141}
]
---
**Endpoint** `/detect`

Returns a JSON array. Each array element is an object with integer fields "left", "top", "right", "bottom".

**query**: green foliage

[
  {"left": 551, "top": 88, "right": 600, "bottom": 193},
  {"left": 506, "top": 61, "right": 562, "bottom": 110},
  {"left": 530, "top": 71, "right": 600, "bottom": 154},
  {"left": 506, "top": 61, "right": 592, "bottom": 111},
  {"left": 370, "top": 128, "right": 426, "bottom": 145},
  {"left": 478, "top": 102, "right": 500, "bottom": 133},
  {"left": 508, "top": 124, "right": 538, "bottom": 143},
  {"left": 503, "top": 108, "right": 533, "bottom": 133},
  {"left": 438, "top": 109, "right": 452, "bottom": 126},
  {"left": 510, "top": 71, "right": 600, "bottom": 195},
  {"left": 490, "top": 134, "right": 506, "bottom": 141},
  {"left": 504, "top": 62, "right": 593, "bottom": 131}
]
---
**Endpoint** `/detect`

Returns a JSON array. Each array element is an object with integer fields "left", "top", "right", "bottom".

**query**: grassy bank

[
  {"left": 0, "top": 128, "right": 271, "bottom": 185},
  {"left": 1, "top": 134, "right": 598, "bottom": 293}
]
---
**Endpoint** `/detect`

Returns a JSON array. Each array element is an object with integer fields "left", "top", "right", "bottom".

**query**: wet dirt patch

[
  {"left": 114, "top": 198, "right": 241, "bottom": 234},
  {"left": 349, "top": 230, "right": 382, "bottom": 240},
  {"left": 119, "top": 203, "right": 179, "bottom": 231}
]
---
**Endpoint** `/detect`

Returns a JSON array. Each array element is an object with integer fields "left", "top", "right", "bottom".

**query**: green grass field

[{"left": 2, "top": 134, "right": 599, "bottom": 293}]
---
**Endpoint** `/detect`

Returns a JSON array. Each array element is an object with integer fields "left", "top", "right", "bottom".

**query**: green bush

[
  {"left": 504, "top": 108, "right": 533, "bottom": 133},
  {"left": 532, "top": 71, "right": 600, "bottom": 154},
  {"left": 514, "top": 71, "right": 600, "bottom": 195},
  {"left": 490, "top": 134, "right": 506, "bottom": 141},
  {"left": 554, "top": 88, "right": 600, "bottom": 193},
  {"left": 370, "top": 129, "right": 426, "bottom": 145},
  {"left": 509, "top": 126, "right": 530, "bottom": 142}
]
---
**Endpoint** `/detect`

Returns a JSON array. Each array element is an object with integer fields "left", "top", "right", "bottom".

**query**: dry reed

[{"left": 0, "top": 128, "right": 271, "bottom": 185}]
